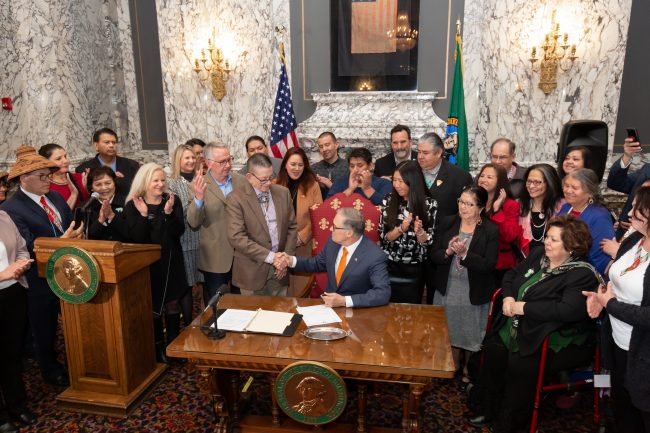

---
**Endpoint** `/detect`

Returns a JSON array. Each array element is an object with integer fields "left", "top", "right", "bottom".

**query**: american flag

[
  {"left": 270, "top": 47, "right": 299, "bottom": 158},
  {"left": 351, "top": 0, "right": 397, "bottom": 54}
]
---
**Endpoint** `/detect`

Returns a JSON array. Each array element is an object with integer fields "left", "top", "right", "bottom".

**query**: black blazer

[
  {"left": 0, "top": 188, "right": 73, "bottom": 293},
  {"left": 373, "top": 150, "right": 418, "bottom": 178},
  {"left": 501, "top": 248, "right": 599, "bottom": 356},
  {"left": 603, "top": 231, "right": 650, "bottom": 411},
  {"left": 430, "top": 215, "right": 500, "bottom": 305},
  {"left": 428, "top": 159, "right": 473, "bottom": 221},
  {"left": 76, "top": 155, "right": 140, "bottom": 198},
  {"left": 84, "top": 194, "right": 129, "bottom": 242}
]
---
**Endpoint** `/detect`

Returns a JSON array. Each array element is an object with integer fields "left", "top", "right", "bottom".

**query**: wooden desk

[{"left": 167, "top": 295, "right": 455, "bottom": 433}]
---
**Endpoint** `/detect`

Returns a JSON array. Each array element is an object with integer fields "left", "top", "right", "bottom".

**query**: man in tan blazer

[
  {"left": 227, "top": 154, "right": 297, "bottom": 295},
  {"left": 187, "top": 142, "right": 246, "bottom": 302}
]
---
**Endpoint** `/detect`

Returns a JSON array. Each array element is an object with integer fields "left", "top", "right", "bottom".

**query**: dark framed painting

[{"left": 330, "top": 0, "right": 420, "bottom": 91}]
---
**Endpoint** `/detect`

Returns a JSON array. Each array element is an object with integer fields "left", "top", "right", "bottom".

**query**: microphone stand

[{"left": 199, "top": 290, "right": 226, "bottom": 340}]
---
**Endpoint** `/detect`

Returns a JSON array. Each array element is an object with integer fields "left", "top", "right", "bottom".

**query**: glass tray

[{"left": 302, "top": 326, "right": 351, "bottom": 341}]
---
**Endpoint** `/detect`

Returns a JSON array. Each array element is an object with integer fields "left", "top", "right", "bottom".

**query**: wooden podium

[{"left": 34, "top": 238, "right": 168, "bottom": 418}]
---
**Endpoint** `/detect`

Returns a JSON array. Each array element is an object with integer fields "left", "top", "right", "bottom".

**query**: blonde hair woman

[
  {"left": 125, "top": 163, "right": 188, "bottom": 364},
  {"left": 167, "top": 144, "right": 201, "bottom": 327}
]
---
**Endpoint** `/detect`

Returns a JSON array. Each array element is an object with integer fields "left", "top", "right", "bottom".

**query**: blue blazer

[
  {"left": 558, "top": 203, "right": 615, "bottom": 275},
  {"left": 0, "top": 188, "right": 73, "bottom": 292},
  {"left": 293, "top": 236, "right": 391, "bottom": 308},
  {"left": 606, "top": 158, "right": 650, "bottom": 238}
]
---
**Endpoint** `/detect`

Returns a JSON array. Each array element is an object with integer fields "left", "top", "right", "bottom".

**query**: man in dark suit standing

[
  {"left": 76, "top": 128, "right": 140, "bottom": 197},
  {"left": 374, "top": 124, "right": 418, "bottom": 179},
  {"left": 490, "top": 137, "right": 527, "bottom": 199},
  {"left": 417, "top": 132, "right": 473, "bottom": 304},
  {"left": 277, "top": 207, "right": 390, "bottom": 308},
  {"left": 227, "top": 154, "right": 297, "bottom": 296},
  {"left": 607, "top": 136, "right": 650, "bottom": 238},
  {"left": 418, "top": 132, "right": 473, "bottom": 220},
  {"left": 1, "top": 149, "right": 84, "bottom": 387}
]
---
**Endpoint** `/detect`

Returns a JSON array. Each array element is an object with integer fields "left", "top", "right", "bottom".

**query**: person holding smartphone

[{"left": 607, "top": 128, "right": 650, "bottom": 239}]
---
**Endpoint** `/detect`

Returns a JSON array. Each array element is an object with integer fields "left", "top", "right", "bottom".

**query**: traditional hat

[
  {"left": 0, "top": 171, "right": 8, "bottom": 181},
  {"left": 8, "top": 146, "right": 59, "bottom": 180}
]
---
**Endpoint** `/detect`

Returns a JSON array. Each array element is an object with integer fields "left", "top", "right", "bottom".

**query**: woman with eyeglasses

[
  {"left": 558, "top": 168, "right": 615, "bottom": 275},
  {"left": 38, "top": 143, "right": 89, "bottom": 209},
  {"left": 430, "top": 185, "right": 499, "bottom": 380},
  {"left": 584, "top": 186, "right": 650, "bottom": 433},
  {"left": 476, "top": 163, "right": 523, "bottom": 287},
  {"left": 519, "top": 164, "right": 564, "bottom": 253},
  {"left": 274, "top": 147, "right": 322, "bottom": 296},
  {"left": 379, "top": 161, "right": 436, "bottom": 303}
]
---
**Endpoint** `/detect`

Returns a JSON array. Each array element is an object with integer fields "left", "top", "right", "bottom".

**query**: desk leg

[
  {"left": 407, "top": 384, "right": 425, "bottom": 433},
  {"left": 270, "top": 374, "right": 281, "bottom": 427},
  {"left": 357, "top": 382, "right": 367, "bottom": 433},
  {"left": 208, "top": 369, "right": 234, "bottom": 433},
  {"left": 229, "top": 372, "right": 242, "bottom": 429}
]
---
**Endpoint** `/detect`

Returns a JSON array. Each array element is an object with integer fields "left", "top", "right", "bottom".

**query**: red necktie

[{"left": 40, "top": 196, "right": 63, "bottom": 233}]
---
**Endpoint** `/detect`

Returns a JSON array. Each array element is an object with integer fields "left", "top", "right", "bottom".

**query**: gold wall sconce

[
  {"left": 193, "top": 29, "right": 233, "bottom": 101},
  {"left": 386, "top": 11, "right": 418, "bottom": 52},
  {"left": 529, "top": 10, "right": 578, "bottom": 94}
]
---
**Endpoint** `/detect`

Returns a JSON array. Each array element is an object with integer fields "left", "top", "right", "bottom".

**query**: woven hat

[
  {"left": 8, "top": 149, "right": 59, "bottom": 180},
  {"left": 0, "top": 171, "right": 8, "bottom": 182}
]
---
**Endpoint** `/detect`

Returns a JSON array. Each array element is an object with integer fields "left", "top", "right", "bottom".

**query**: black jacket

[
  {"left": 428, "top": 159, "right": 473, "bottom": 221},
  {"left": 374, "top": 150, "right": 418, "bottom": 178},
  {"left": 501, "top": 248, "right": 599, "bottom": 356},
  {"left": 76, "top": 155, "right": 140, "bottom": 198},
  {"left": 603, "top": 231, "right": 650, "bottom": 411},
  {"left": 83, "top": 194, "right": 129, "bottom": 242},
  {"left": 430, "top": 215, "right": 500, "bottom": 305}
]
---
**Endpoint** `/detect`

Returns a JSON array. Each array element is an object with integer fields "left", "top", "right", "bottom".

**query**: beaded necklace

[{"left": 620, "top": 239, "right": 650, "bottom": 276}]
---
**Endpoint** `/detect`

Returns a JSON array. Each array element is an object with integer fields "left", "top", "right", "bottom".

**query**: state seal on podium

[
  {"left": 274, "top": 361, "right": 347, "bottom": 425},
  {"left": 46, "top": 246, "right": 101, "bottom": 304}
]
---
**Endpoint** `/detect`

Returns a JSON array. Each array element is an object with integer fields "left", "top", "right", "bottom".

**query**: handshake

[{"left": 272, "top": 252, "right": 294, "bottom": 279}]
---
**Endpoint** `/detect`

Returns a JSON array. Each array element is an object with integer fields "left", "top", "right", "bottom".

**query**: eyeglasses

[
  {"left": 457, "top": 199, "right": 477, "bottom": 208},
  {"left": 249, "top": 172, "right": 275, "bottom": 185},
  {"left": 526, "top": 179, "right": 545, "bottom": 187},
  {"left": 206, "top": 156, "right": 234, "bottom": 166},
  {"left": 27, "top": 172, "right": 53, "bottom": 182}
]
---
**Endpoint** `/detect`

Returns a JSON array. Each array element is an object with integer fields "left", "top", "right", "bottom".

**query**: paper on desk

[
  {"left": 214, "top": 309, "right": 257, "bottom": 331},
  {"left": 296, "top": 304, "right": 342, "bottom": 327},
  {"left": 244, "top": 309, "right": 294, "bottom": 334}
]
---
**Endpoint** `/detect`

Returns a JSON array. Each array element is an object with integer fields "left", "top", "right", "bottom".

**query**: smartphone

[{"left": 626, "top": 127, "right": 641, "bottom": 143}]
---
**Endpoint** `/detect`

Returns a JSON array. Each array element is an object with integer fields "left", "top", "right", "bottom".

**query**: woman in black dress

[{"left": 124, "top": 163, "right": 187, "bottom": 364}]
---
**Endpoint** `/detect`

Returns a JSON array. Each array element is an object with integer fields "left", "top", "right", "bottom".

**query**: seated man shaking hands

[{"left": 275, "top": 208, "right": 390, "bottom": 308}]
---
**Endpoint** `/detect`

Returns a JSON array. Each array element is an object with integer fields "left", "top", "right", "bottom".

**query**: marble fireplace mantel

[{"left": 298, "top": 91, "right": 447, "bottom": 159}]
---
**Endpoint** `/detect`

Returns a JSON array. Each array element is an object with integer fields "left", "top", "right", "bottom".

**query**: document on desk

[
  {"left": 214, "top": 309, "right": 295, "bottom": 334},
  {"left": 296, "top": 304, "right": 342, "bottom": 327}
]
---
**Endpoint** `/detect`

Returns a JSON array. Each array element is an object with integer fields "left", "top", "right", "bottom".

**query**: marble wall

[
  {"left": 152, "top": 0, "right": 291, "bottom": 164},
  {"left": 463, "top": 0, "right": 633, "bottom": 170}
]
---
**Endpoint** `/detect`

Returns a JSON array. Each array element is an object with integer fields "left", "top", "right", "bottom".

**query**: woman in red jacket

[{"left": 476, "top": 163, "right": 523, "bottom": 287}]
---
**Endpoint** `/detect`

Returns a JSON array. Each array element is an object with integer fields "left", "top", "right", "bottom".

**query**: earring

[{"left": 588, "top": 197, "right": 594, "bottom": 205}]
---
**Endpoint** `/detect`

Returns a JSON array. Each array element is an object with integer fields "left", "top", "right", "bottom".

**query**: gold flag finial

[{"left": 456, "top": 16, "right": 461, "bottom": 35}]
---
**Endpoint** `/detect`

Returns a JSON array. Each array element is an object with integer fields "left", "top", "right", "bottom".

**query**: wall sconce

[
  {"left": 529, "top": 10, "right": 578, "bottom": 95},
  {"left": 193, "top": 29, "right": 233, "bottom": 101},
  {"left": 386, "top": 11, "right": 418, "bottom": 52}
]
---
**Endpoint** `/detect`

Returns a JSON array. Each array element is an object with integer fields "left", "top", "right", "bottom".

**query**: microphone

[
  {"left": 79, "top": 192, "right": 101, "bottom": 211},
  {"left": 204, "top": 284, "right": 229, "bottom": 340},
  {"left": 201, "top": 284, "right": 229, "bottom": 314}
]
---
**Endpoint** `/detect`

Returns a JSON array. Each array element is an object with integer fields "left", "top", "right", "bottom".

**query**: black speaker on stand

[{"left": 557, "top": 120, "right": 608, "bottom": 181}]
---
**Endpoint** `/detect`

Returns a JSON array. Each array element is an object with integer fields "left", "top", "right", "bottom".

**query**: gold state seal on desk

[
  {"left": 275, "top": 361, "right": 347, "bottom": 425},
  {"left": 46, "top": 246, "right": 101, "bottom": 304}
]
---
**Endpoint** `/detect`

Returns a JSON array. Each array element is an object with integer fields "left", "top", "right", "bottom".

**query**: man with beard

[{"left": 374, "top": 124, "right": 418, "bottom": 179}]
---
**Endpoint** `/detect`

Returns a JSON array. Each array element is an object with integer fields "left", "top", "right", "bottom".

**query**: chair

[
  {"left": 480, "top": 288, "right": 604, "bottom": 433},
  {"left": 308, "top": 193, "right": 381, "bottom": 297}
]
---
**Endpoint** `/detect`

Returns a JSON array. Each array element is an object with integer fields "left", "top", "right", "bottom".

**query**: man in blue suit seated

[
  {"left": 327, "top": 148, "right": 392, "bottom": 205},
  {"left": 275, "top": 208, "right": 390, "bottom": 308}
]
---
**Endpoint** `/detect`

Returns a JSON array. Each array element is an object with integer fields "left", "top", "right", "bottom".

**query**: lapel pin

[{"left": 436, "top": 179, "right": 443, "bottom": 186}]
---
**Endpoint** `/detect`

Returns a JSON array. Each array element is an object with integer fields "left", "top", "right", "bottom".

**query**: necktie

[
  {"left": 335, "top": 247, "right": 348, "bottom": 286},
  {"left": 40, "top": 196, "right": 63, "bottom": 233}
]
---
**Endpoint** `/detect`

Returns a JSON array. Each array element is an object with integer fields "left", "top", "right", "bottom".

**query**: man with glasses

[
  {"left": 226, "top": 154, "right": 297, "bottom": 296},
  {"left": 76, "top": 128, "right": 141, "bottom": 197},
  {"left": 238, "top": 136, "right": 282, "bottom": 176},
  {"left": 276, "top": 207, "right": 390, "bottom": 308},
  {"left": 490, "top": 137, "right": 526, "bottom": 199},
  {"left": 1, "top": 148, "right": 84, "bottom": 390},
  {"left": 188, "top": 142, "right": 247, "bottom": 302}
]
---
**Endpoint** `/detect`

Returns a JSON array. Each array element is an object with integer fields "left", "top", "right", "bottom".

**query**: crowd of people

[{"left": 0, "top": 124, "right": 648, "bottom": 433}]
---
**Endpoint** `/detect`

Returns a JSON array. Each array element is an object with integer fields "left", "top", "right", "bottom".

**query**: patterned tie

[
  {"left": 335, "top": 247, "right": 348, "bottom": 286},
  {"left": 40, "top": 196, "right": 63, "bottom": 233}
]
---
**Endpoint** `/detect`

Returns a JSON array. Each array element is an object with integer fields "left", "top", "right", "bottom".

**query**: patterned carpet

[{"left": 19, "top": 351, "right": 607, "bottom": 433}]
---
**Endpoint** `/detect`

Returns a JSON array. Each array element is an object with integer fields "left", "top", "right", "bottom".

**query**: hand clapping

[
  {"left": 163, "top": 192, "right": 175, "bottom": 215},
  {"left": 61, "top": 221, "right": 85, "bottom": 239},
  {"left": 193, "top": 174, "right": 206, "bottom": 201}
]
